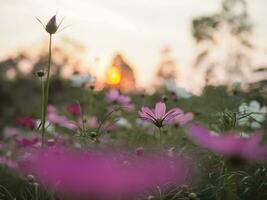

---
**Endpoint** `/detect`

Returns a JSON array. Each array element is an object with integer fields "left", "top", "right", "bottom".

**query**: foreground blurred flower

[
  {"left": 66, "top": 103, "right": 81, "bottom": 116},
  {"left": 15, "top": 116, "right": 36, "bottom": 129},
  {"left": 187, "top": 124, "right": 267, "bottom": 161},
  {"left": 138, "top": 102, "right": 181, "bottom": 128},
  {"left": 20, "top": 148, "right": 189, "bottom": 199},
  {"left": 238, "top": 100, "right": 267, "bottom": 129}
]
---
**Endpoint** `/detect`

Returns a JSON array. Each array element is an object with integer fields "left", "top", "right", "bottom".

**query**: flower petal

[
  {"left": 154, "top": 102, "right": 166, "bottom": 119},
  {"left": 164, "top": 108, "right": 182, "bottom": 122}
]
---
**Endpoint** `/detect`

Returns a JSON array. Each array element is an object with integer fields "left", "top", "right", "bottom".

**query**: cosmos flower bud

[
  {"left": 26, "top": 174, "right": 35, "bottom": 184},
  {"left": 37, "top": 70, "right": 45, "bottom": 77},
  {"left": 162, "top": 95, "right": 168, "bottom": 102},
  {"left": 90, "top": 85, "right": 95, "bottom": 90},
  {"left": 136, "top": 147, "right": 144, "bottom": 156},
  {"left": 45, "top": 15, "right": 58, "bottom": 34},
  {"left": 188, "top": 192, "right": 197, "bottom": 200}
]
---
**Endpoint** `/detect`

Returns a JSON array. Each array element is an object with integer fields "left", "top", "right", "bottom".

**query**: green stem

[
  {"left": 217, "top": 159, "right": 225, "bottom": 200},
  {"left": 40, "top": 77, "right": 45, "bottom": 142},
  {"left": 41, "top": 34, "right": 52, "bottom": 146},
  {"left": 158, "top": 127, "right": 162, "bottom": 148}
]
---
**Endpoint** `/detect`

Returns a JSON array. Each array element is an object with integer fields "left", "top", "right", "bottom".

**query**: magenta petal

[
  {"left": 187, "top": 124, "right": 267, "bottom": 161},
  {"left": 139, "top": 107, "right": 156, "bottom": 120},
  {"left": 154, "top": 102, "right": 166, "bottom": 119},
  {"left": 164, "top": 108, "right": 182, "bottom": 122},
  {"left": 20, "top": 148, "right": 190, "bottom": 199},
  {"left": 106, "top": 89, "right": 119, "bottom": 102}
]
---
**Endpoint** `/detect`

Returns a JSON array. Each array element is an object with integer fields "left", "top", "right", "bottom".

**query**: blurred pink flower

[
  {"left": 101, "top": 122, "right": 118, "bottom": 132},
  {"left": 16, "top": 116, "right": 36, "bottom": 129},
  {"left": 106, "top": 89, "right": 134, "bottom": 112},
  {"left": 20, "top": 148, "right": 189, "bottom": 199},
  {"left": 13, "top": 136, "right": 40, "bottom": 148},
  {"left": 84, "top": 116, "right": 118, "bottom": 132},
  {"left": 3, "top": 127, "right": 20, "bottom": 138},
  {"left": 66, "top": 104, "right": 81, "bottom": 116},
  {"left": 47, "top": 105, "right": 77, "bottom": 130},
  {"left": 169, "top": 111, "right": 194, "bottom": 126},
  {"left": 123, "top": 103, "right": 135, "bottom": 112},
  {"left": 88, "top": 116, "right": 98, "bottom": 128},
  {"left": 187, "top": 124, "right": 267, "bottom": 161},
  {"left": 0, "top": 157, "right": 18, "bottom": 169},
  {"left": 138, "top": 102, "right": 181, "bottom": 128}
]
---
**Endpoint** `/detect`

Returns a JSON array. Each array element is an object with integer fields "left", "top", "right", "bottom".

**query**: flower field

[{"left": 1, "top": 2, "right": 267, "bottom": 199}]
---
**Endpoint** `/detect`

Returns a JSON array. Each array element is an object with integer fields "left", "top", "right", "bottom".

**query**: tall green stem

[
  {"left": 158, "top": 127, "right": 162, "bottom": 148},
  {"left": 41, "top": 34, "right": 52, "bottom": 145}
]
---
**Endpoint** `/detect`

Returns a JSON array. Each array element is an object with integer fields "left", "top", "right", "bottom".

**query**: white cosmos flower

[
  {"left": 115, "top": 117, "right": 132, "bottom": 129},
  {"left": 238, "top": 100, "right": 267, "bottom": 129},
  {"left": 164, "top": 80, "right": 191, "bottom": 99},
  {"left": 69, "top": 74, "right": 93, "bottom": 87},
  {"left": 36, "top": 120, "right": 55, "bottom": 133}
]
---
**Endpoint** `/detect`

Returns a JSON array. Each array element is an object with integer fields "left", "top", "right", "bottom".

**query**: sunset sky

[{"left": 1, "top": 0, "right": 267, "bottom": 91}]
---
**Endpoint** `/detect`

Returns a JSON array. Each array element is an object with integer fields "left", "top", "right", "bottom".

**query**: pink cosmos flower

[
  {"left": 20, "top": 148, "right": 189, "bottom": 200},
  {"left": 83, "top": 116, "right": 118, "bottom": 132},
  {"left": 106, "top": 89, "right": 134, "bottom": 112},
  {"left": 66, "top": 104, "right": 81, "bottom": 116},
  {"left": 3, "top": 127, "right": 20, "bottom": 138},
  {"left": 16, "top": 116, "right": 36, "bottom": 129},
  {"left": 169, "top": 111, "right": 194, "bottom": 126},
  {"left": 13, "top": 136, "right": 40, "bottom": 148},
  {"left": 187, "top": 124, "right": 267, "bottom": 161},
  {"left": 47, "top": 105, "right": 77, "bottom": 130},
  {"left": 138, "top": 102, "right": 182, "bottom": 128},
  {"left": 0, "top": 156, "right": 18, "bottom": 169}
]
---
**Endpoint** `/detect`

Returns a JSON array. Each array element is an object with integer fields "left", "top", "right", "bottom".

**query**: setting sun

[{"left": 107, "top": 66, "right": 121, "bottom": 85}]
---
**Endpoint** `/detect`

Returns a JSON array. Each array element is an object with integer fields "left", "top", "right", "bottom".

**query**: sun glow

[{"left": 107, "top": 66, "right": 121, "bottom": 85}]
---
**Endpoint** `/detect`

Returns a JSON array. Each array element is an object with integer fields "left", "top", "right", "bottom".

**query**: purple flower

[
  {"left": 66, "top": 104, "right": 81, "bottom": 116},
  {"left": 187, "top": 124, "right": 267, "bottom": 161},
  {"left": 15, "top": 116, "right": 36, "bottom": 129},
  {"left": 83, "top": 116, "right": 118, "bottom": 132},
  {"left": 3, "top": 127, "right": 20, "bottom": 138},
  {"left": 105, "top": 89, "right": 134, "bottom": 112},
  {"left": 20, "top": 148, "right": 189, "bottom": 200},
  {"left": 0, "top": 157, "right": 18, "bottom": 169},
  {"left": 13, "top": 136, "right": 40, "bottom": 148},
  {"left": 138, "top": 102, "right": 181, "bottom": 128},
  {"left": 106, "top": 89, "right": 122, "bottom": 103},
  {"left": 169, "top": 111, "right": 194, "bottom": 126},
  {"left": 47, "top": 105, "right": 77, "bottom": 130}
]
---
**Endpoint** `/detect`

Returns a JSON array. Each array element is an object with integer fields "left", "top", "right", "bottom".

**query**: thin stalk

[
  {"left": 158, "top": 127, "right": 162, "bottom": 148},
  {"left": 40, "top": 76, "right": 45, "bottom": 136},
  {"left": 41, "top": 34, "right": 52, "bottom": 145},
  {"left": 216, "top": 159, "right": 225, "bottom": 200}
]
